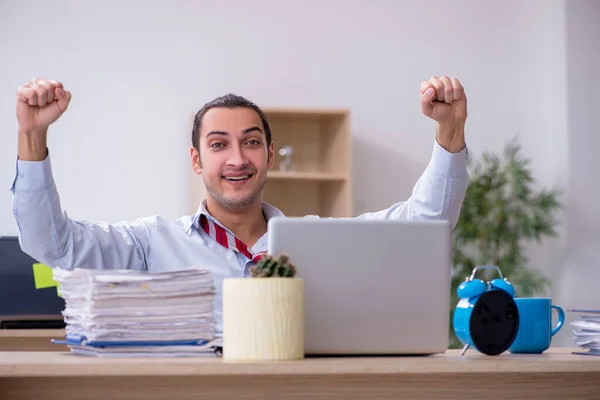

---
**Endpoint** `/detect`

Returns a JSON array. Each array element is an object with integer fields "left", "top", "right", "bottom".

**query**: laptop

[
  {"left": 0, "top": 236, "right": 65, "bottom": 329},
  {"left": 267, "top": 218, "right": 452, "bottom": 355}
]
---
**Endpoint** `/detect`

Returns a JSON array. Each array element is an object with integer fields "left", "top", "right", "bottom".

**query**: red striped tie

[{"left": 199, "top": 214, "right": 265, "bottom": 263}]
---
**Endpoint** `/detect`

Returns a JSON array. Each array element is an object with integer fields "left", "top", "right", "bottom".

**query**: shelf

[
  {"left": 267, "top": 171, "right": 347, "bottom": 182},
  {"left": 262, "top": 107, "right": 352, "bottom": 217},
  {"left": 262, "top": 107, "right": 349, "bottom": 119}
]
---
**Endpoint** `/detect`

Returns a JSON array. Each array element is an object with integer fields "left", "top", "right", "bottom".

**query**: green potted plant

[
  {"left": 449, "top": 138, "right": 562, "bottom": 348},
  {"left": 222, "top": 253, "right": 305, "bottom": 361}
]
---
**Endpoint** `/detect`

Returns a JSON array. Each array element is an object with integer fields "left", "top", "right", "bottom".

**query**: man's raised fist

[{"left": 16, "top": 78, "right": 71, "bottom": 134}]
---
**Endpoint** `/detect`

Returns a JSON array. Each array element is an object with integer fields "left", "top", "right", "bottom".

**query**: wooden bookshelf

[
  {"left": 189, "top": 107, "right": 352, "bottom": 218},
  {"left": 262, "top": 107, "right": 352, "bottom": 218}
]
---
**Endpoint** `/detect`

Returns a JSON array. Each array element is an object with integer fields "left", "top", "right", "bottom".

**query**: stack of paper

[
  {"left": 51, "top": 267, "right": 221, "bottom": 357},
  {"left": 569, "top": 309, "right": 600, "bottom": 356}
]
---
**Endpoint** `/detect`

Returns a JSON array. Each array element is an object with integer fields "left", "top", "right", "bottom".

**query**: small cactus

[{"left": 250, "top": 253, "right": 297, "bottom": 278}]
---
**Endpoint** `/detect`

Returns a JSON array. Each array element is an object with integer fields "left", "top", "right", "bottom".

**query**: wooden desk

[
  {"left": 0, "top": 330, "right": 66, "bottom": 351},
  {"left": 0, "top": 348, "right": 599, "bottom": 399}
]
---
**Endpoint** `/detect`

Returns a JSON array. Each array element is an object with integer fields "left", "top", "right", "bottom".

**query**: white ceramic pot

[{"left": 222, "top": 277, "right": 304, "bottom": 361}]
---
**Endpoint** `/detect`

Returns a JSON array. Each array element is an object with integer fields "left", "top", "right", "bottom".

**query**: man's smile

[{"left": 222, "top": 173, "right": 254, "bottom": 184}]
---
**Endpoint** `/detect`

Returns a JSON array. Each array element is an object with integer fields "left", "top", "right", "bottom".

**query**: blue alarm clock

[{"left": 453, "top": 265, "right": 519, "bottom": 356}]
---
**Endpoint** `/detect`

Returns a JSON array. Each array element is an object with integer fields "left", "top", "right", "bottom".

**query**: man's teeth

[{"left": 225, "top": 175, "right": 250, "bottom": 181}]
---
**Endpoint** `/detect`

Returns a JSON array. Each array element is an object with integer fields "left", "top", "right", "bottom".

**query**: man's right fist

[{"left": 16, "top": 78, "right": 71, "bottom": 134}]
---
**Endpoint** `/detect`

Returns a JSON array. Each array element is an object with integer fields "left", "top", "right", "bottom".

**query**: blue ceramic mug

[{"left": 508, "top": 298, "right": 565, "bottom": 354}]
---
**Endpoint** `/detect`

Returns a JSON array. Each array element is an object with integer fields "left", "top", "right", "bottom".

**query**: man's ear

[
  {"left": 267, "top": 141, "right": 275, "bottom": 169},
  {"left": 190, "top": 146, "right": 202, "bottom": 175}
]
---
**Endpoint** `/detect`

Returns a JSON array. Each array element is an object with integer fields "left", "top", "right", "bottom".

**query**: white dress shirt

[{"left": 10, "top": 140, "right": 470, "bottom": 335}]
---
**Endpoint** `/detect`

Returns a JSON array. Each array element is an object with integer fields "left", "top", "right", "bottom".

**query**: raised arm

[
  {"left": 11, "top": 78, "right": 151, "bottom": 271},
  {"left": 355, "top": 76, "right": 470, "bottom": 228}
]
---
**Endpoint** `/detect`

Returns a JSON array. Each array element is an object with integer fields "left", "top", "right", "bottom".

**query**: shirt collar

[{"left": 185, "top": 200, "right": 285, "bottom": 234}]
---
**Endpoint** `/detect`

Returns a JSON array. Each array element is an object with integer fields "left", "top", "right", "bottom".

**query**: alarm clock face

[{"left": 469, "top": 289, "right": 519, "bottom": 355}]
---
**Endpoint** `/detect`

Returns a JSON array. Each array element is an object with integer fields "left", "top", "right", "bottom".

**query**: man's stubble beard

[{"left": 204, "top": 173, "right": 268, "bottom": 211}]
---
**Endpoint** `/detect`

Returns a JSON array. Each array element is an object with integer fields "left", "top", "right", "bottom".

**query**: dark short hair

[{"left": 191, "top": 93, "right": 272, "bottom": 152}]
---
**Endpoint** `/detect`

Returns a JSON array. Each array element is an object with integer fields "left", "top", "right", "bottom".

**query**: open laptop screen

[{"left": 0, "top": 236, "right": 65, "bottom": 327}]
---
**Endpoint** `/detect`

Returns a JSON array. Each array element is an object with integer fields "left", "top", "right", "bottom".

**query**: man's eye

[
  {"left": 246, "top": 139, "right": 260, "bottom": 145},
  {"left": 211, "top": 143, "right": 224, "bottom": 148}
]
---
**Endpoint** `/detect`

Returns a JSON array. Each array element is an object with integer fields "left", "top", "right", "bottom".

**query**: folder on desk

[
  {"left": 51, "top": 335, "right": 223, "bottom": 357},
  {"left": 51, "top": 267, "right": 220, "bottom": 357}
]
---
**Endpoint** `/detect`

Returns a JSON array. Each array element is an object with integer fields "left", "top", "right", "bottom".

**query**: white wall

[
  {"left": 0, "top": 0, "right": 596, "bottom": 346},
  {"left": 552, "top": 0, "right": 600, "bottom": 347}
]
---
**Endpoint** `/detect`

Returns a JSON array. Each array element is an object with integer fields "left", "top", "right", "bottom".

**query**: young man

[{"left": 12, "top": 77, "right": 470, "bottom": 334}]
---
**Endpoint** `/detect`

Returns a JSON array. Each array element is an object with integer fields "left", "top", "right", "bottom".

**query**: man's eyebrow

[
  {"left": 243, "top": 126, "right": 263, "bottom": 135},
  {"left": 205, "top": 131, "right": 225, "bottom": 138},
  {"left": 205, "top": 126, "right": 263, "bottom": 138}
]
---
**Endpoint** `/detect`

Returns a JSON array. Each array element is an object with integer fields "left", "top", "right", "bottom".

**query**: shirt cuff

[
  {"left": 10, "top": 152, "right": 56, "bottom": 192},
  {"left": 427, "top": 139, "right": 469, "bottom": 179}
]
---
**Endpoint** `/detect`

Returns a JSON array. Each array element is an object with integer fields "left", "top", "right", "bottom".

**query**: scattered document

[
  {"left": 51, "top": 267, "right": 221, "bottom": 357},
  {"left": 569, "top": 309, "right": 600, "bottom": 356}
]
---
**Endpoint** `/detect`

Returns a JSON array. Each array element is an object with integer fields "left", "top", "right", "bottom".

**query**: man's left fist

[
  {"left": 420, "top": 76, "right": 467, "bottom": 126},
  {"left": 421, "top": 76, "right": 467, "bottom": 153}
]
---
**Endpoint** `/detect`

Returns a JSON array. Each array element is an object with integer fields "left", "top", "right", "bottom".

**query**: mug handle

[{"left": 551, "top": 305, "right": 565, "bottom": 336}]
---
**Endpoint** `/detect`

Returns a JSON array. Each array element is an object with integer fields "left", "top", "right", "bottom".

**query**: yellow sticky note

[{"left": 32, "top": 263, "right": 61, "bottom": 297}]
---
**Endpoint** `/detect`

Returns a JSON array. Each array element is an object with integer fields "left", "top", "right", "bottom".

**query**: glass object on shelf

[{"left": 278, "top": 145, "right": 296, "bottom": 172}]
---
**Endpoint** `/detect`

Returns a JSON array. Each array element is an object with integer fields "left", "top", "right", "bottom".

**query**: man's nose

[{"left": 226, "top": 144, "right": 248, "bottom": 167}]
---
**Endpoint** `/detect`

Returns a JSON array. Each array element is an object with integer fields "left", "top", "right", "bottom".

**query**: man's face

[{"left": 191, "top": 107, "right": 274, "bottom": 210}]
